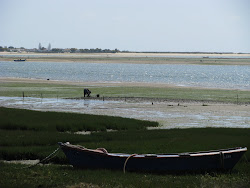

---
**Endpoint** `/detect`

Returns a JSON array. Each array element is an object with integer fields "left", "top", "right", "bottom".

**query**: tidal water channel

[{"left": 1, "top": 61, "right": 250, "bottom": 90}]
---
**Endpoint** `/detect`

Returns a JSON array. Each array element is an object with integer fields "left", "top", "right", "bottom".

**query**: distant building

[
  {"left": 63, "top": 48, "right": 71, "bottom": 53},
  {"left": 38, "top": 43, "right": 42, "bottom": 50},
  {"left": 48, "top": 43, "right": 51, "bottom": 51}
]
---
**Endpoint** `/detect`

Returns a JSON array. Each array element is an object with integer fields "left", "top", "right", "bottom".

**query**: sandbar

[{"left": 1, "top": 52, "right": 250, "bottom": 65}]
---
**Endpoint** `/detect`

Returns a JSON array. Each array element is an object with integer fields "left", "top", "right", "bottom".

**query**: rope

[
  {"left": 243, "top": 153, "right": 248, "bottom": 162},
  {"left": 123, "top": 154, "right": 137, "bottom": 174},
  {"left": 14, "top": 146, "right": 61, "bottom": 169}
]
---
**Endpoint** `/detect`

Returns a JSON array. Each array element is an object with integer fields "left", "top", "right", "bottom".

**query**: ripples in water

[{"left": 0, "top": 61, "right": 250, "bottom": 90}]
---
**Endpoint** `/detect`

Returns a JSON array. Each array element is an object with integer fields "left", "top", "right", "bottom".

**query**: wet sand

[
  {"left": 0, "top": 77, "right": 189, "bottom": 89},
  {"left": 0, "top": 94, "right": 249, "bottom": 129}
]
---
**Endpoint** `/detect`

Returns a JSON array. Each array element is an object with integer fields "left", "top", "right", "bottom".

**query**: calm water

[{"left": 1, "top": 61, "right": 250, "bottom": 90}]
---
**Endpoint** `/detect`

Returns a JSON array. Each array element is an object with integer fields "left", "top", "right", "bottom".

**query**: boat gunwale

[{"left": 59, "top": 142, "right": 247, "bottom": 159}]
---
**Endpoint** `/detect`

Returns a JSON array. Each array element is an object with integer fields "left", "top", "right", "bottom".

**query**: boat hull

[
  {"left": 14, "top": 59, "right": 26, "bottom": 62},
  {"left": 59, "top": 142, "right": 247, "bottom": 173}
]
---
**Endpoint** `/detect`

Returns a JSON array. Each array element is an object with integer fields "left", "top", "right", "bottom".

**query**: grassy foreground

[
  {"left": 0, "top": 107, "right": 249, "bottom": 187},
  {"left": 1, "top": 162, "right": 249, "bottom": 188}
]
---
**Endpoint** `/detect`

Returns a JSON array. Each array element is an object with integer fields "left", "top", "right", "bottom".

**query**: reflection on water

[
  {"left": 0, "top": 96, "right": 117, "bottom": 111},
  {"left": 0, "top": 61, "right": 250, "bottom": 90}
]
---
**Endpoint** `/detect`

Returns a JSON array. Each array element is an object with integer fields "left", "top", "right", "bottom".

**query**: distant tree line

[
  {"left": 0, "top": 46, "right": 26, "bottom": 52},
  {"left": 1, "top": 45, "right": 248, "bottom": 54},
  {"left": 52, "top": 48, "right": 121, "bottom": 53},
  {"left": 0, "top": 45, "right": 122, "bottom": 53}
]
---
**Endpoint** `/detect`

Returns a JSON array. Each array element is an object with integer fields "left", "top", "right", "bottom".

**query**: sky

[{"left": 0, "top": 0, "right": 249, "bottom": 52}]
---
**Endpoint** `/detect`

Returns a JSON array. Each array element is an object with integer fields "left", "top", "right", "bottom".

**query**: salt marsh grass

[
  {"left": 0, "top": 107, "right": 249, "bottom": 188},
  {"left": 1, "top": 81, "right": 250, "bottom": 103}
]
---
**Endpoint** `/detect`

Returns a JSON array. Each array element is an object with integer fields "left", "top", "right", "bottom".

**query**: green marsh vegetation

[
  {"left": 0, "top": 107, "right": 250, "bottom": 187},
  {"left": 0, "top": 81, "right": 250, "bottom": 187},
  {"left": 0, "top": 82, "right": 84, "bottom": 99},
  {"left": 1, "top": 162, "right": 249, "bottom": 188},
  {"left": 0, "top": 81, "right": 250, "bottom": 103}
]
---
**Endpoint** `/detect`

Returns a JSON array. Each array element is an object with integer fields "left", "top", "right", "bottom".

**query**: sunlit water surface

[{"left": 1, "top": 61, "right": 250, "bottom": 90}]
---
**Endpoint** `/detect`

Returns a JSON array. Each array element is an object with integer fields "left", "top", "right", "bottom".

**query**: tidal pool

[{"left": 1, "top": 96, "right": 249, "bottom": 129}]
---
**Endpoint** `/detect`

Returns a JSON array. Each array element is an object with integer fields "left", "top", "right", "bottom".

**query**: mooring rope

[
  {"left": 243, "top": 153, "right": 248, "bottom": 162},
  {"left": 123, "top": 154, "right": 137, "bottom": 174},
  {"left": 14, "top": 146, "right": 61, "bottom": 169}
]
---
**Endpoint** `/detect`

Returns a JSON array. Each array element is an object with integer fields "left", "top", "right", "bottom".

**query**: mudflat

[{"left": 0, "top": 77, "right": 249, "bottom": 129}]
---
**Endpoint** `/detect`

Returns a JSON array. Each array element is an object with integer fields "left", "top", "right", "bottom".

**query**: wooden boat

[
  {"left": 14, "top": 59, "right": 26, "bottom": 62},
  {"left": 59, "top": 142, "right": 247, "bottom": 173}
]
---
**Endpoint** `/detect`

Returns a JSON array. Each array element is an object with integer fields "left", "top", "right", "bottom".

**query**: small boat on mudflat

[
  {"left": 59, "top": 142, "right": 247, "bottom": 173},
  {"left": 14, "top": 59, "right": 26, "bottom": 62}
]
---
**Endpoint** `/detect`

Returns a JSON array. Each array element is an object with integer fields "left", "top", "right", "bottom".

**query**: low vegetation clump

[{"left": 0, "top": 107, "right": 158, "bottom": 132}]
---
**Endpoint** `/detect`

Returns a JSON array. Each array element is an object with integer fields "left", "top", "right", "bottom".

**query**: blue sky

[{"left": 0, "top": 0, "right": 249, "bottom": 52}]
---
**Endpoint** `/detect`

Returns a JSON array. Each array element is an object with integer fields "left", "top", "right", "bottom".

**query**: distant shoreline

[{"left": 1, "top": 52, "right": 250, "bottom": 65}]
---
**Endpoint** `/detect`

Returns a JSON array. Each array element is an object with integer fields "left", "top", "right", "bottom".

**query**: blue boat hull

[{"left": 59, "top": 142, "right": 247, "bottom": 173}]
